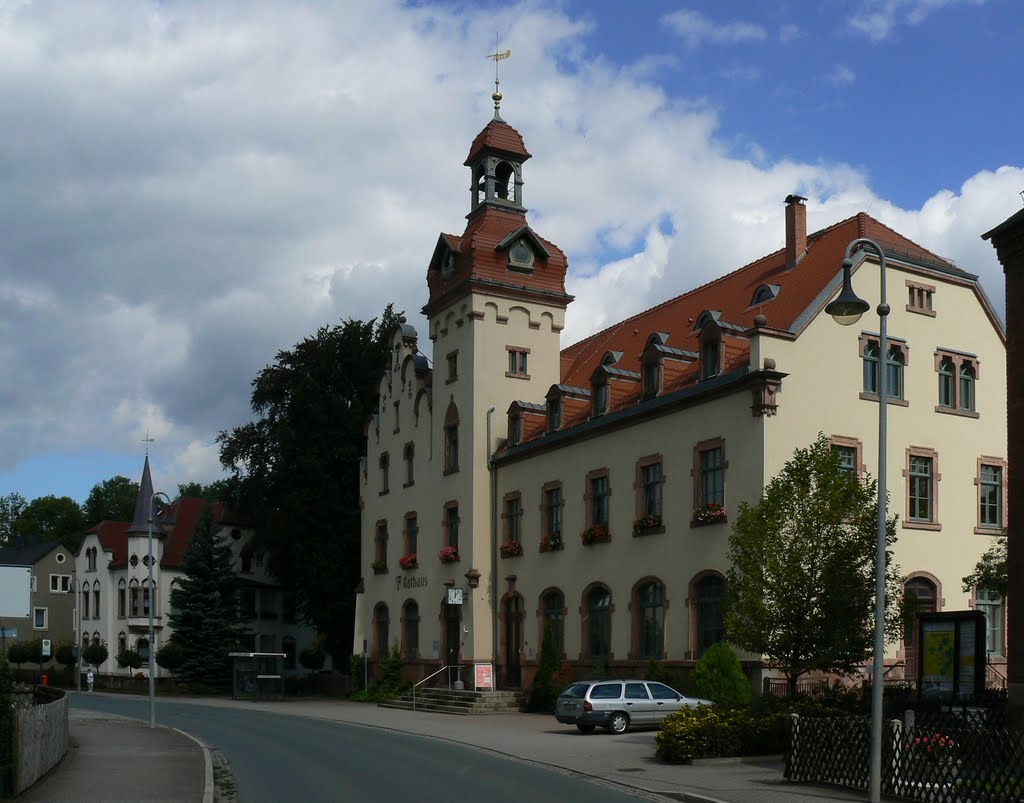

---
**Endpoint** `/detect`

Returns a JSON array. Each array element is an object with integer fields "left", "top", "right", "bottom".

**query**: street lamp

[
  {"left": 826, "top": 238, "right": 887, "bottom": 803},
  {"left": 147, "top": 490, "right": 171, "bottom": 729}
]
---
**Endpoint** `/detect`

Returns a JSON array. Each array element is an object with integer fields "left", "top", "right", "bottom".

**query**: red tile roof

[{"left": 464, "top": 119, "right": 531, "bottom": 165}]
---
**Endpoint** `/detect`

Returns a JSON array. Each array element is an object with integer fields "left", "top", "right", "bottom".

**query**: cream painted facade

[{"left": 355, "top": 115, "right": 1007, "bottom": 692}]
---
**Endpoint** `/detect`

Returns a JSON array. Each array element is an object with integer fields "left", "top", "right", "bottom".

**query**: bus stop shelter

[{"left": 228, "top": 652, "right": 286, "bottom": 701}]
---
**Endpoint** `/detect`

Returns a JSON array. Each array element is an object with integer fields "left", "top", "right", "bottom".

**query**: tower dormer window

[
  {"left": 442, "top": 249, "right": 456, "bottom": 279},
  {"left": 508, "top": 239, "right": 534, "bottom": 272},
  {"left": 751, "top": 284, "right": 779, "bottom": 306},
  {"left": 495, "top": 161, "right": 516, "bottom": 202},
  {"left": 593, "top": 381, "right": 608, "bottom": 417}
]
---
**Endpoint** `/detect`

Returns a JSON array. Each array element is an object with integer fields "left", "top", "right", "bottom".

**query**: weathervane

[{"left": 485, "top": 36, "right": 511, "bottom": 120}]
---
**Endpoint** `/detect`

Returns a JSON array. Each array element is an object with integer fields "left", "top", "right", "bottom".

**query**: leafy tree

[
  {"left": 962, "top": 535, "right": 1007, "bottom": 598},
  {"left": 6, "top": 641, "right": 30, "bottom": 668},
  {"left": 55, "top": 642, "right": 78, "bottom": 684},
  {"left": 692, "top": 643, "right": 751, "bottom": 707},
  {"left": 177, "top": 480, "right": 232, "bottom": 502},
  {"left": 13, "top": 495, "right": 85, "bottom": 550},
  {"left": 83, "top": 643, "right": 109, "bottom": 670},
  {"left": 218, "top": 304, "right": 402, "bottom": 661},
  {"left": 82, "top": 476, "right": 139, "bottom": 525},
  {"left": 156, "top": 641, "right": 185, "bottom": 683},
  {"left": 299, "top": 642, "right": 326, "bottom": 675},
  {"left": 528, "top": 622, "right": 561, "bottom": 712},
  {"left": 724, "top": 434, "right": 902, "bottom": 695},
  {"left": 116, "top": 649, "right": 144, "bottom": 672},
  {"left": 0, "top": 492, "right": 27, "bottom": 547},
  {"left": 168, "top": 505, "right": 247, "bottom": 692}
]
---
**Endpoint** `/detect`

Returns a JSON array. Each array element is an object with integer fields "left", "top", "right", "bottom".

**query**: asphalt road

[{"left": 70, "top": 695, "right": 661, "bottom": 803}]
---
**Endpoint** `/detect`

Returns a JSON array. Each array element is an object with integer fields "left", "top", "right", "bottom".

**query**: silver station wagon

[{"left": 555, "top": 679, "right": 713, "bottom": 734}]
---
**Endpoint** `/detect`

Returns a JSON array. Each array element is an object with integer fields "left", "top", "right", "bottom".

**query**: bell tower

[{"left": 464, "top": 89, "right": 530, "bottom": 218}]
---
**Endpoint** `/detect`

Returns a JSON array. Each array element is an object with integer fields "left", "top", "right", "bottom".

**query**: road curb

[{"left": 172, "top": 726, "right": 214, "bottom": 803}]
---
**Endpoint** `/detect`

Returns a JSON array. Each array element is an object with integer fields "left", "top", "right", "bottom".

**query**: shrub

[
  {"left": 693, "top": 643, "right": 751, "bottom": 707},
  {"left": 83, "top": 643, "right": 109, "bottom": 670},
  {"left": 299, "top": 641, "right": 326, "bottom": 673},
  {"left": 156, "top": 641, "right": 185, "bottom": 682},
  {"left": 116, "top": 649, "right": 144, "bottom": 671},
  {"left": 656, "top": 705, "right": 740, "bottom": 763},
  {"left": 528, "top": 623, "right": 560, "bottom": 712},
  {"left": 376, "top": 642, "right": 407, "bottom": 699}
]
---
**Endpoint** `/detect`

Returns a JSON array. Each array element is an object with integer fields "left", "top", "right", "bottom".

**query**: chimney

[{"left": 785, "top": 194, "right": 807, "bottom": 267}]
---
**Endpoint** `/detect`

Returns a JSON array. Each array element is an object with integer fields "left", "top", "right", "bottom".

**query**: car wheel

[
  {"left": 607, "top": 712, "right": 629, "bottom": 734},
  {"left": 576, "top": 723, "right": 596, "bottom": 734}
]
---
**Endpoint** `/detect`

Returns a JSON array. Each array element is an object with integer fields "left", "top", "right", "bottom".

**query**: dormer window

[
  {"left": 593, "top": 381, "right": 608, "bottom": 416},
  {"left": 643, "top": 361, "right": 661, "bottom": 398},
  {"left": 442, "top": 249, "right": 456, "bottom": 279},
  {"left": 751, "top": 284, "right": 779, "bottom": 306},
  {"left": 508, "top": 239, "right": 534, "bottom": 272},
  {"left": 548, "top": 399, "right": 561, "bottom": 432},
  {"left": 509, "top": 414, "right": 523, "bottom": 446},
  {"left": 701, "top": 337, "right": 721, "bottom": 380}
]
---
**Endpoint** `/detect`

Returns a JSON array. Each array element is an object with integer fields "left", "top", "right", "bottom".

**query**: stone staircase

[{"left": 378, "top": 688, "right": 525, "bottom": 715}]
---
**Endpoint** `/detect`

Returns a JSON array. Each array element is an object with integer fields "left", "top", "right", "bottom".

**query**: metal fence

[{"left": 788, "top": 709, "right": 1024, "bottom": 802}]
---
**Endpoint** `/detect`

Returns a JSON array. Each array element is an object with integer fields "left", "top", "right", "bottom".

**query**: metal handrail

[{"left": 412, "top": 664, "right": 457, "bottom": 711}]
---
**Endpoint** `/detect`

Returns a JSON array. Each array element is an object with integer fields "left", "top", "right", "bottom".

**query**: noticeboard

[
  {"left": 917, "top": 610, "right": 985, "bottom": 702},
  {"left": 475, "top": 663, "right": 494, "bottom": 691}
]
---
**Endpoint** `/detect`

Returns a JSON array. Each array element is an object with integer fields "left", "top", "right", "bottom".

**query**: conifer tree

[{"left": 168, "top": 505, "right": 246, "bottom": 692}]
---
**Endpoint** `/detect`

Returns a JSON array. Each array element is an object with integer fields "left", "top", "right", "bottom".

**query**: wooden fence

[{"left": 9, "top": 686, "right": 68, "bottom": 797}]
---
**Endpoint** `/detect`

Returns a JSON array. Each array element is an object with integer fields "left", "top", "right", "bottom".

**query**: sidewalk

[{"left": 18, "top": 707, "right": 212, "bottom": 803}]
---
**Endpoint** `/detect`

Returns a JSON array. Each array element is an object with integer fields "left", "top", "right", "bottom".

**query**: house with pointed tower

[
  {"left": 355, "top": 103, "right": 1007, "bottom": 695},
  {"left": 74, "top": 456, "right": 325, "bottom": 680}
]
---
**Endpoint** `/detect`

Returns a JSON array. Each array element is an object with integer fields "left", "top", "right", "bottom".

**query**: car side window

[
  {"left": 590, "top": 683, "right": 623, "bottom": 699},
  {"left": 647, "top": 682, "right": 678, "bottom": 700},
  {"left": 625, "top": 682, "right": 650, "bottom": 700},
  {"left": 565, "top": 683, "right": 589, "bottom": 699}
]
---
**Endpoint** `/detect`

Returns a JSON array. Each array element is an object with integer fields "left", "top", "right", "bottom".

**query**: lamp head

[{"left": 826, "top": 257, "right": 869, "bottom": 326}]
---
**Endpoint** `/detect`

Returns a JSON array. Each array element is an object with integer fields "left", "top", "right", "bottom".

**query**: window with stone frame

[
  {"left": 830, "top": 435, "right": 864, "bottom": 481},
  {"left": 542, "top": 482, "right": 563, "bottom": 542},
  {"left": 904, "top": 447, "right": 940, "bottom": 530},
  {"left": 634, "top": 455, "right": 664, "bottom": 530},
  {"left": 585, "top": 469, "right": 610, "bottom": 529},
  {"left": 444, "top": 400, "right": 460, "bottom": 474},
  {"left": 906, "top": 279, "right": 935, "bottom": 316},
  {"left": 642, "top": 359, "right": 661, "bottom": 398},
  {"left": 859, "top": 334, "right": 909, "bottom": 403},
  {"left": 693, "top": 574, "right": 725, "bottom": 658},
  {"left": 374, "top": 603, "right": 390, "bottom": 659},
  {"left": 975, "top": 457, "right": 1006, "bottom": 532},
  {"left": 693, "top": 438, "right": 726, "bottom": 520},
  {"left": 541, "top": 589, "right": 565, "bottom": 656},
  {"left": 506, "top": 346, "right": 530, "bottom": 379},
  {"left": 584, "top": 585, "right": 612, "bottom": 660},
  {"left": 403, "top": 513, "right": 418, "bottom": 558},
  {"left": 446, "top": 350, "right": 458, "bottom": 384},
  {"left": 379, "top": 452, "right": 390, "bottom": 494},
  {"left": 403, "top": 442, "right": 414, "bottom": 487},
  {"left": 403, "top": 600, "right": 420, "bottom": 661},
  {"left": 503, "top": 492, "right": 523, "bottom": 546},
  {"left": 93, "top": 586, "right": 100, "bottom": 618},
  {"left": 33, "top": 607, "right": 47, "bottom": 629},
  {"left": 82, "top": 584, "right": 90, "bottom": 619},
  {"left": 635, "top": 580, "right": 665, "bottom": 660},
  {"left": 934, "top": 349, "right": 979, "bottom": 416},
  {"left": 117, "top": 581, "right": 126, "bottom": 618},
  {"left": 129, "top": 580, "right": 140, "bottom": 617},
  {"left": 444, "top": 502, "right": 460, "bottom": 551},
  {"left": 374, "top": 520, "right": 388, "bottom": 566},
  {"left": 975, "top": 588, "right": 1004, "bottom": 656}
]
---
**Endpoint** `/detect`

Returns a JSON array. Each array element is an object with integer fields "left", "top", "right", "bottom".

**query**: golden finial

[{"left": 485, "top": 41, "right": 511, "bottom": 120}]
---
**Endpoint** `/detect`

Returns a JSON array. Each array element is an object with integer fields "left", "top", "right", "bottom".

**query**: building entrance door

[
  {"left": 504, "top": 595, "right": 523, "bottom": 687},
  {"left": 445, "top": 602, "right": 461, "bottom": 671}
]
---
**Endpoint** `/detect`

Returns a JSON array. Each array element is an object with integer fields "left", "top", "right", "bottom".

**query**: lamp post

[
  {"left": 72, "top": 575, "right": 81, "bottom": 693},
  {"left": 825, "top": 238, "right": 886, "bottom": 803},
  {"left": 147, "top": 490, "right": 171, "bottom": 729}
]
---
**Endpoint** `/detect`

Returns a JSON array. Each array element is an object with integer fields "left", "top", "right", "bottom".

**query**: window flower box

[
  {"left": 633, "top": 513, "right": 663, "bottom": 535},
  {"left": 398, "top": 553, "right": 418, "bottom": 570},
  {"left": 539, "top": 532, "right": 563, "bottom": 553},
  {"left": 580, "top": 524, "right": 610, "bottom": 545},
  {"left": 438, "top": 545, "right": 460, "bottom": 563},
  {"left": 499, "top": 541, "right": 523, "bottom": 558},
  {"left": 692, "top": 503, "right": 727, "bottom": 527},
  {"left": 371, "top": 559, "right": 388, "bottom": 574}
]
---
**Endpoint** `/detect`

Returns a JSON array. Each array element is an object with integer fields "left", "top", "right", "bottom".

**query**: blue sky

[{"left": 0, "top": 0, "right": 1020, "bottom": 508}]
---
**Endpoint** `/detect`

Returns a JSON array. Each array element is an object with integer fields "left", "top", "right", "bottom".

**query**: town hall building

[{"left": 354, "top": 101, "right": 1007, "bottom": 693}]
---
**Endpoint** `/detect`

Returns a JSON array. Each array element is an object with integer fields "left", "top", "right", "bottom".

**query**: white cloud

[
  {"left": 827, "top": 64, "right": 856, "bottom": 85},
  {"left": 0, "top": 0, "right": 1014, "bottom": 495},
  {"left": 661, "top": 9, "right": 766, "bottom": 46},
  {"left": 848, "top": 0, "right": 987, "bottom": 41},
  {"left": 778, "top": 23, "right": 802, "bottom": 43}
]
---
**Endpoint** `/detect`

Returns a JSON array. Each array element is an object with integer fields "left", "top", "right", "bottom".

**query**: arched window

[
  {"left": 585, "top": 586, "right": 611, "bottom": 660},
  {"left": 118, "top": 578, "right": 127, "bottom": 618},
  {"left": 129, "top": 579, "right": 140, "bottom": 617},
  {"left": 136, "top": 637, "right": 149, "bottom": 660},
  {"left": 862, "top": 341, "right": 879, "bottom": 394},
  {"left": 636, "top": 581, "right": 665, "bottom": 660},
  {"left": 444, "top": 399, "right": 460, "bottom": 473},
  {"left": 82, "top": 581, "right": 90, "bottom": 619},
  {"left": 904, "top": 576, "right": 938, "bottom": 673},
  {"left": 374, "top": 603, "right": 390, "bottom": 659},
  {"left": 403, "top": 601, "right": 420, "bottom": 661},
  {"left": 93, "top": 583, "right": 100, "bottom": 618},
  {"left": 592, "top": 380, "right": 608, "bottom": 416},
  {"left": 694, "top": 575, "right": 724, "bottom": 657},
  {"left": 937, "top": 357, "right": 955, "bottom": 408},
  {"left": 142, "top": 579, "right": 151, "bottom": 617},
  {"left": 91, "top": 631, "right": 100, "bottom": 647},
  {"left": 886, "top": 346, "right": 905, "bottom": 400},
  {"left": 118, "top": 632, "right": 127, "bottom": 654},
  {"left": 495, "top": 161, "right": 515, "bottom": 202},
  {"left": 541, "top": 589, "right": 565, "bottom": 657}
]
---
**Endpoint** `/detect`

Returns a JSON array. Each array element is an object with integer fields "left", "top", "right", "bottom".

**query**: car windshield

[{"left": 561, "top": 683, "right": 589, "bottom": 699}]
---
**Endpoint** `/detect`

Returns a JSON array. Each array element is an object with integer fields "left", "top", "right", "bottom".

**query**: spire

[{"left": 126, "top": 455, "right": 156, "bottom": 535}]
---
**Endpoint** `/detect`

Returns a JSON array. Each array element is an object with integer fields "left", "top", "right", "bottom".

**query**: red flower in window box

[
  {"left": 580, "top": 524, "right": 610, "bottom": 545},
  {"left": 693, "top": 503, "right": 727, "bottom": 526},
  {"left": 499, "top": 541, "right": 523, "bottom": 558},
  {"left": 539, "top": 532, "right": 564, "bottom": 552},
  {"left": 398, "top": 553, "right": 417, "bottom": 570},
  {"left": 633, "top": 513, "right": 663, "bottom": 533},
  {"left": 438, "top": 545, "right": 460, "bottom": 563}
]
